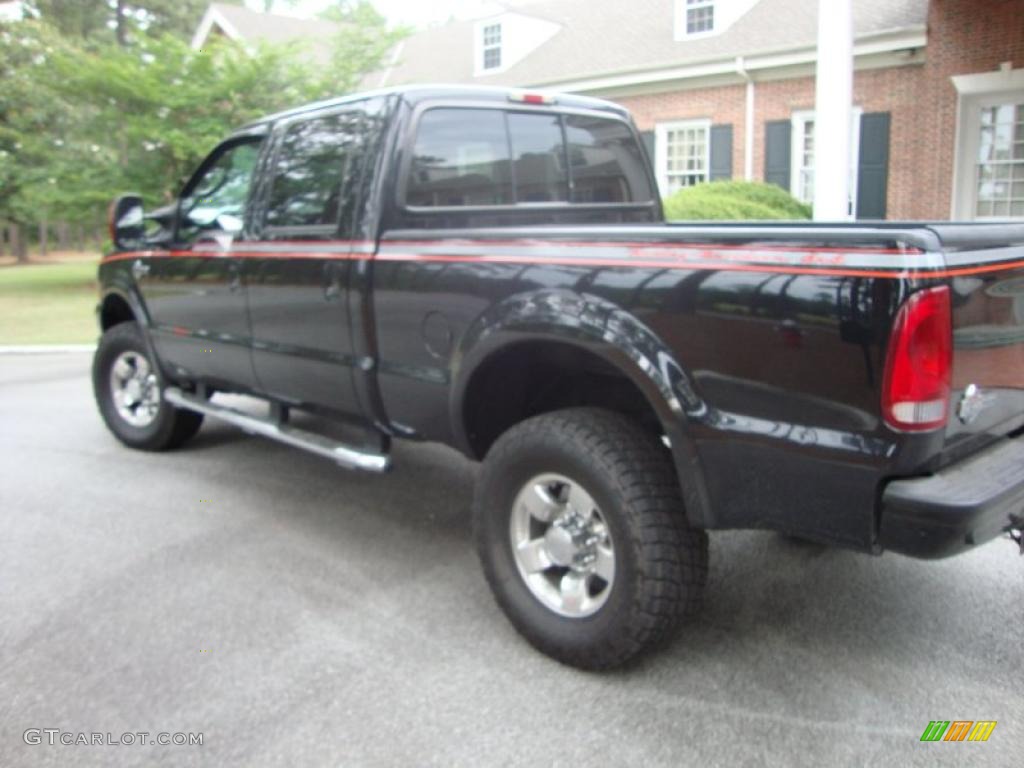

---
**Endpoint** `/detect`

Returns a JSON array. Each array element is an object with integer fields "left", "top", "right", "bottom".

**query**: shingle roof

[
  {"left": 372, "top": 0, "right": 927, "bottom": 89},
  {"left": 198, "top": 2, "right": 340, "bottom": 62}
]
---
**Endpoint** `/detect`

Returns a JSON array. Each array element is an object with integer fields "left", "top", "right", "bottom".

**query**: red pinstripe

[{"left": 99, "top": 244, "right": 1024, "bottom": 280}]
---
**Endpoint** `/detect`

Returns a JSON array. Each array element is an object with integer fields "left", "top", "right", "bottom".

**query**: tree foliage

[
  {"left": 0, "top": 2, "right": 405, "bottom": 230},
  {"left": 23, "top": 1, "right": 238, "bottom": 47}
]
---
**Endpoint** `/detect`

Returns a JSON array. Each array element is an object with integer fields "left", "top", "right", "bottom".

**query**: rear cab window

[{"left": 404, "top": 106, "right": 654, "bottom": 210}]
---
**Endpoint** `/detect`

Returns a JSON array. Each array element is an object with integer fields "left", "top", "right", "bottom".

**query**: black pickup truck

[{"left": 95, "top": 85, "right": 1024, "bottom": 669}]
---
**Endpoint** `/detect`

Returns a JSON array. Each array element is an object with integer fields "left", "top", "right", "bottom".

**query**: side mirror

[{"left": 108, "top": 194, "right": 145, "bottom": 251}]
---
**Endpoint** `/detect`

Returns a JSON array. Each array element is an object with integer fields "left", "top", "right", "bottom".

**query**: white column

[
  {"left": 813, "top": 0, "right": 854, "bottom": 221},
  {"left": 744, "top": 79, "right": 755, "bottom": 181}
]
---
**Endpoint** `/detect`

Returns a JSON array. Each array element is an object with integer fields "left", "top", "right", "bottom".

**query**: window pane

[
  {"left": 686, "top": 3, "right": 714, "bottom": 34},
  {"left": 180, "top": 141, "right": 260, "bottom": 243},
  {"left": 482, "top": 23, "right": 501, "bottom": 69},
  {"left": 508, "top": 113, "right": 568, "bottom": 203},
  {"left": 664, "top": 123, "right": 708, "bottom": 191},
  {"left": 407, "top": 109, "right": 512, "bottom": 207},
  {"left": 974, "top": 100, "right": 1024, "bottom": 218},
  {"left": 266, "top": 113, "right": 361, "bottom": 228},
  {"left": 564, "top": 115, "right": 653, "bottom": 203}
]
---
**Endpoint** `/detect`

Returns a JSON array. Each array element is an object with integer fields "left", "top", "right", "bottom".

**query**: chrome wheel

[
  {"left": 509, "top": 473, "right": 615, "bottom": 618},
  {"left": 109, "top": 350, "right": 160, "bottom": 428}
]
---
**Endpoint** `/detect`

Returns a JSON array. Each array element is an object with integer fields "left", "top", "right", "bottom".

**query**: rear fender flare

[{"left": 451, "top": 289, "right": 712, "bottom": 528}]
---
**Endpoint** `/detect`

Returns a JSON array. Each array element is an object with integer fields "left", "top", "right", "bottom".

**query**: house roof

[
  {"left": 191, "top": 2, "right": 340, "bottom": 62},
  {"left": 370, "top": 0, "right": 928, "bottom": 91}
]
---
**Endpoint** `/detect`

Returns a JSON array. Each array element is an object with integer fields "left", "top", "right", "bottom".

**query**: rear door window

[{"left": 265, "top": 110, "right": 364, "bottom": 230}]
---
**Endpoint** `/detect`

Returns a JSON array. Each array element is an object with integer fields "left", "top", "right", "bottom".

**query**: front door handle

[{"left": 131, "top": 259, "right": 150, "bottom": 280}]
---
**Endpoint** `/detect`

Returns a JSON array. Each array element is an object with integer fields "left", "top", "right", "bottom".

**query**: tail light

[{"left": 881, "top": 286, "right": 952, "bottom": 431}]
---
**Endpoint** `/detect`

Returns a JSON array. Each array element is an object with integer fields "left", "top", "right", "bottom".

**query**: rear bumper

[{"left": 879, "top": 437, "right": 1024, "bottom": 559}]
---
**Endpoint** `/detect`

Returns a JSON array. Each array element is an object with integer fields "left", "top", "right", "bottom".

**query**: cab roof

[{"left": 236, "top": 83, "right": 632, "bottom": 135}]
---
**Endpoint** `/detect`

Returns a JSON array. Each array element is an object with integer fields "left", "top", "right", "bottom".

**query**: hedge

[{"left": 663, "top": 181, "right": 812, "bottom": 221}]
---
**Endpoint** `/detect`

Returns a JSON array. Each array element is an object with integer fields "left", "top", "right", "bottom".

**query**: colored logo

[{"left": 920, "top": 721, "right": 996, "bottom": 742}]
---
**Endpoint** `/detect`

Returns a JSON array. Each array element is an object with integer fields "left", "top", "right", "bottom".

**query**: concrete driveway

[{"left": 1, "top": 352, "right": 1021, "bottom": 767}]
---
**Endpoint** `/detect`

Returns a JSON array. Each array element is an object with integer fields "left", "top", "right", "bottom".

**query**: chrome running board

[{"left": 164, "top": 387, "right": 391, "bottom": 473}]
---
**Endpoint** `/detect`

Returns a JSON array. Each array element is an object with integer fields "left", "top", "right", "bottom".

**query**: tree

[
  {"left": 23, "top": 0, "right": 242, "bottom": 47},
  {"left": 0, "top": 4, "right": 410, "bottom": 242},
  {"left": 21, "top": 1, "right": 110, "bottom": 42},
  {"left": 313, "top": 1, "right": 410, "bottom": 98},
  {"left": 0, "top": 21, "right": 75, "bottom": 254}
]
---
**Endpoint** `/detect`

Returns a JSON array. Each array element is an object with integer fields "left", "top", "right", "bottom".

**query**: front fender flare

[{"left": 99, "top": 278, "right": 167, "bottom": 385}]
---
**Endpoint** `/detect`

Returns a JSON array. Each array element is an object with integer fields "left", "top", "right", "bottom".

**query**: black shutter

[
  {"left": 639, "top": 130, "right": 656, "bottom": 175},
  {"left": 709, "top": 124, "right": 733, "bottom": 181},
  {"left": 764, "top": 120, "right": 791, "bottom": 190},
  {"left": 856, "top": 112, "right": 890, "bottom": 220}
]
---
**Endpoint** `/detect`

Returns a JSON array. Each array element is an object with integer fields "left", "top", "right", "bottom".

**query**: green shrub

[{"left": 663, "top": 181, "right": 812, "bottom": 221}]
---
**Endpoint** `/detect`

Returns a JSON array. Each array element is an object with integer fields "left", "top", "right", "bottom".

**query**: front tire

[
  {"left": 473, "top": 408, "right": 708, "bottom": 670},
  {"left": 93, "top": 322, "right": 203, "bottom": 451}
]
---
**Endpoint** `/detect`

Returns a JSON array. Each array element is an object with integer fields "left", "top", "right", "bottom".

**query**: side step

[{"left": 164, "top": 387, "right": 391, "bottom": 473}]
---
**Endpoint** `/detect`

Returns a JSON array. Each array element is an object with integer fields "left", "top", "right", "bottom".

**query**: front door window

[{"left": 178, "top": 141, "right": 261, "bottom": 244}]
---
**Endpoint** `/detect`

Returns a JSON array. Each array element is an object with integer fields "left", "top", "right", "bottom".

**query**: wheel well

[
  {"left": 100, "top": 293, "right": 135, "bottom": 331},
  {"left": 462, "top": 341, "right": 666, "bottom": 459}
]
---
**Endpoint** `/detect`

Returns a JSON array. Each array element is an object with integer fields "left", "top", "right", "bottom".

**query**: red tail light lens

[{"left": 881, "top": 286, "right": 952, "bottom": 431}]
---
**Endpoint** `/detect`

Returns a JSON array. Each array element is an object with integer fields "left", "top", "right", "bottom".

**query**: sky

[{"left": 246, "top": 0, "right": 502, "bottom": 29}]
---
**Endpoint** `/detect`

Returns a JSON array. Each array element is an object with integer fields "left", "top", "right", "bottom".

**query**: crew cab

[{"left": 95, "top": 85, "right": 1024, "bottom": 669}]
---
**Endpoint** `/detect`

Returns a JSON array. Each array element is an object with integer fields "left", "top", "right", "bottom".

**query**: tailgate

[{"left": 938, "top": 224, "right": 1024, "bottom": 456}]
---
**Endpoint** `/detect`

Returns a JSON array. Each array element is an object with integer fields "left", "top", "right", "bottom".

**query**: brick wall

[
  {"left": 612, "top": 0, "right": 1024, "bottom": 220},
  {"left": 918, "top": 0, "right": 1024, "bottom": 218},
  {"left": 616, "top": 66, "right": 929, "bottom": 219},
  {"left": 614, "top": 84, "right": 748, "bottom": 185}
]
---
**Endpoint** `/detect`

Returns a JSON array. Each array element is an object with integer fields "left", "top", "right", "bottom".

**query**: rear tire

[
  {"left": 473, "top": 407, "right": 708, "bottom": 670},
  {"left": 93, "top": 322, "right": 203, "bottom": 451}
]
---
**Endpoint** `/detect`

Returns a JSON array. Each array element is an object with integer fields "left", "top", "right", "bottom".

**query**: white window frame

[
  {"left": 655, "top": 119, "right": 712, "bottom": 197},
  {"left": 790, "top": 108, "right": 862, "bottom": 217},
  {"left": 479, "top": 22, "right": 502, "bottom": 73},
  {"left": 950, "top": 71, "right": 1024, "bottom": 221},
  {"left": 675, "top": 0, "right": 716, "bottom": 40},
  {"left": 969, "top": 98, "right": 1024, "bottom": 220}
]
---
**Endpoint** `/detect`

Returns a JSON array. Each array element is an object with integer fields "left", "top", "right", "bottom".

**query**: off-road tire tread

[
  {"left": 474, "top": 407, "right": 708, "bottom": 670},
  {"left": 93, "top": 322, "right": 203, "bottom": 451}
]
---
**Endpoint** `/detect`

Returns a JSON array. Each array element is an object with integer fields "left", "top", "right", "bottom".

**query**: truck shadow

[{"left": 183, "top": 415, "right": 1017, "bottom": 687}]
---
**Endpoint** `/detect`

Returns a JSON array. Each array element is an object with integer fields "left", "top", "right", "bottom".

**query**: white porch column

[{"left": 813, "top": 0, "right": 854, "bottom": 221}]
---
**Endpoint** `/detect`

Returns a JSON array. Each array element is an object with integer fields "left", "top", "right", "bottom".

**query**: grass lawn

[{"left": 0, "top": 260, "right": 100, "bottom": 345}]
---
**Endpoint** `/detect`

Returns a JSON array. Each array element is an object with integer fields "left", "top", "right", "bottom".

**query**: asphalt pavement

[{"left": 1, "top": 352, "right": 1021, "bottom": 767}]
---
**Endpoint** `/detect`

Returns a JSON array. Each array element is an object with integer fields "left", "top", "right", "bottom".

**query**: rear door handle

[
  {"left": 323, "top": 262, "right": 342, "bottom": 301},
  {"left": 131, "top": 259, "right": 150, "bottom": 280}
]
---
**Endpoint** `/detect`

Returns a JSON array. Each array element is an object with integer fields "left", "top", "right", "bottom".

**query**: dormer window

[
  {"left": 472, "top": 13, "right": 560, "bottom": 78},
  {"left": 685, "top": 0, "right": 715, "bottom": 35},
  {"left": 482, "top": 23, "right": 502, "bottom": 70}
]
